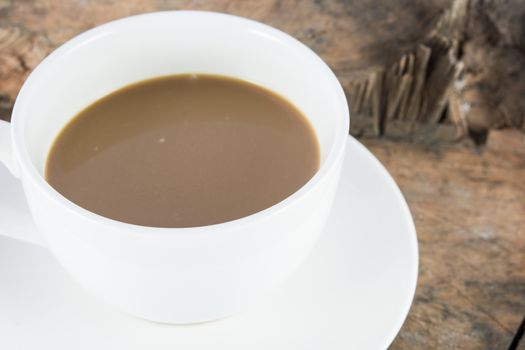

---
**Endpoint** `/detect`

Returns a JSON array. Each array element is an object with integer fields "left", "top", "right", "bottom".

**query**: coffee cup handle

[{"left": 0, "top": 120, "right": 46, "bottom": 247}]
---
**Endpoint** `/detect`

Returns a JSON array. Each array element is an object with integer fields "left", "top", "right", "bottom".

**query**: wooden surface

[
  {"left": 1, "top": 1, "right": 524, "bottom": 348},
  {"left": 369, "top": 130, "right": 525, "bottom": 349}
]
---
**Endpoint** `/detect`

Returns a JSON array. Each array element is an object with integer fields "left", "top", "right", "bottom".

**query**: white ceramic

[
  {"left": 0, "top": 137, "right": 418, "bottom": 350},
  {"left": 0, "top": 11, "right": 349, "bottom": 323}
]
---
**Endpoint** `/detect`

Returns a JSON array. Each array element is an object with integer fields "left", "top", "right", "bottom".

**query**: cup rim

[{"left": 11, "top": 10, "right": 350, "bottom": 235}]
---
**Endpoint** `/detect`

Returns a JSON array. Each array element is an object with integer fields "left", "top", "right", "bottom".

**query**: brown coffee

[{"left": 45, "top": 74, "right": 320, "bottom": 227}]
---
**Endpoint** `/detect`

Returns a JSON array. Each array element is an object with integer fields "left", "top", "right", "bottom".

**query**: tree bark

[{"left": 344, "top": 0, "right": 525, "bottom": 144}]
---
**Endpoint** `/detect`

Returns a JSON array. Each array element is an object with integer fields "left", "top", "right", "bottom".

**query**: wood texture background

[{"left": 0, "top": 1, "right": 524, "bottom": 348}]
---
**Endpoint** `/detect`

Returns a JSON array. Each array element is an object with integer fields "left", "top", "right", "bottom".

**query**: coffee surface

[{"left": 45, "top": 74, "right": 320, "bottom": 227}]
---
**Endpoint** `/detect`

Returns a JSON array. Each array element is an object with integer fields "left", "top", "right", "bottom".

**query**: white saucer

[{"left": 0, "top": 136, "right": 418, "bottom": 350}]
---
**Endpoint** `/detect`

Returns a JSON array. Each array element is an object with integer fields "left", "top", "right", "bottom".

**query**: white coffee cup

[{"left": 0, "top": 11, "right": 349, "bottom": 324}]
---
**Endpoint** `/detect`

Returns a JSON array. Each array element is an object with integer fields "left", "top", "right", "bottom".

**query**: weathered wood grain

[
  {"left": 365, "top": 130, "right": 525, "bottom": 348},
  {"left": 1, "top": 1, "right": 524, "bottom": 348}
]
